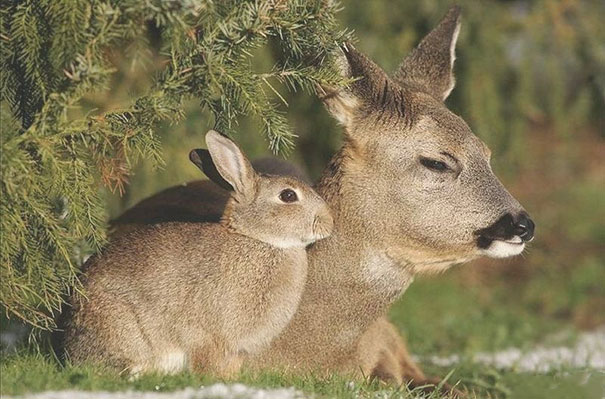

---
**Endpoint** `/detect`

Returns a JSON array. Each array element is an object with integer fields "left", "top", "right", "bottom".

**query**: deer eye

[
  {"left": 279, "top": 189, "right": 298, "bottom": 203},
  {"left": 420, "top": 157, "right": 449, "bottom": 172}
]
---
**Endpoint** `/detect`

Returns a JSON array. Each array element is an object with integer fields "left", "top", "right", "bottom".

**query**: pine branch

[{"left": 1, "top": 0, "right": 349, "bottom": 330}]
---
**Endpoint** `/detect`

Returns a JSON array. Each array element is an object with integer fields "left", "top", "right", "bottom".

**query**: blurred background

[{"left": 99, "top": 0, "right": 605, "bottom": 355}]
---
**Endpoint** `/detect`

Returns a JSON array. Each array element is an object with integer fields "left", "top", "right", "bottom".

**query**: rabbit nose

[{"left": 313, "top": 210, "right": 334, "bottom": 238}]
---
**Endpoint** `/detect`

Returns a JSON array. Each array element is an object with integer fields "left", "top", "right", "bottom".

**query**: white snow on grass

[
  {"left": 422, "top": 328, "right": 605, "bottom": 372},
  {"left": 5, "top": 330, "right": 605, "bottom": 399},
  {"left": 4, "top": 383, "right": 307, "bottom": 399}
]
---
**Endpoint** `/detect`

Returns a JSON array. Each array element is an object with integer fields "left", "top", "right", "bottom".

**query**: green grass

[
  {"left": 2, "top": 347, "right": 604, "bottom": 398},
  {"left": 423, "top": 363, "right": 605, "bottom": 399},
  {"left": 2, "top": 254, "right": 604, "bottom": 399},
  {"left": 391, "top": 277, "right": 565, "bottom": 357},
  {"left": 1, "top": 352, "right": 461, "bottom": 398}
]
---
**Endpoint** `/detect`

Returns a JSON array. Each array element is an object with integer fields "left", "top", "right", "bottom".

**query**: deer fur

[
  {"left": 108, "top": 5, "right": 533, "bottom": 391},
  {"left": 64, "top": 131, "right": 333, "bottom": 376}
]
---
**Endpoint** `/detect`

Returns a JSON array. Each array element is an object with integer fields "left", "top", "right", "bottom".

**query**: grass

[
  {"left": 2, "top": 353, "right": 604, "bottom": 399},
  {"left": 424, "top": 363, "right": 605, "bottom": 399},
  {"left": 0, "top": 352, "right": 459, "bottom": 398},
  {"left": 2, "top": 255, "right": 604, "bottom": 398}
]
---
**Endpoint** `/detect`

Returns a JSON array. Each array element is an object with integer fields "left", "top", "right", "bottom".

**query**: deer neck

[{"left": 305, "top": 146, "right": 415, "bottom": 326}]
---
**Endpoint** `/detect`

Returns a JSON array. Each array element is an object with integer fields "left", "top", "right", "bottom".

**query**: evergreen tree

[{"left": 0, "top": 0, "right": 349, "bottom": 330}]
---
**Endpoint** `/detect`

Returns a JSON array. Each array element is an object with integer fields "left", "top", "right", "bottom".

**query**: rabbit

[{"left": 63, "top": 130, "right": 333, "bottom": 377}]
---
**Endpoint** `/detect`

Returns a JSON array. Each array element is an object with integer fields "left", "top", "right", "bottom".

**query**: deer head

[{"left": 319, "top": 6, "right": 534, "bottom": 274}]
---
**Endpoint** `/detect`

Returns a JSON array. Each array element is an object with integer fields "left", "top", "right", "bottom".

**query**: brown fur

[
  {"left": 108, "top": 6, "right": 531, "bottom": 395},
  {"left": 112, "top": 157, "right": 309, "bottom": 238},
  {"left": 64, "top": 131, "right": 333, "bottom": 376}
]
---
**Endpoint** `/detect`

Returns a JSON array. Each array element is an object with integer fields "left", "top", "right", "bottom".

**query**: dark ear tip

[
  {"left": 189, "top": 149, "right": 203, "bottom": 166},
  {"left": 340, "top": 42, "right": 353, "bottom": 52},
  {"left": 340, "top": 42, "right": 368, "bottom": 67},
  {"left": 340, "top": 42, "right": 362, "bottom": 59},
  {"left": 188, "top": 148, "right": 233, "bottom": 191},
  {"left": 447, "top": 4, "right": 462, "bottom": 20}
]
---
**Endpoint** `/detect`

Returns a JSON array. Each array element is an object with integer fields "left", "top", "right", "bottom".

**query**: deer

[{"left": 109, "top": 6, "right": 535, "bottom": 394}]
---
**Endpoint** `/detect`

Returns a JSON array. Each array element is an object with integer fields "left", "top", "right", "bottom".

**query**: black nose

[
  {"left": 475, "top": 212, "right": 535, "bottom": 249},
  {"left": 514, "top": 213, "right": 535, "bottom": 242}
]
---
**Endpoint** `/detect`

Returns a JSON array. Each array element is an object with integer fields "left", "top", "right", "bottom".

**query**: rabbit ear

[
  {"left": 189, "top": 148, "right": 233, "bottom": 191},
  {"left": 204, "top": 130, "right": 257, "bottom": 199}
]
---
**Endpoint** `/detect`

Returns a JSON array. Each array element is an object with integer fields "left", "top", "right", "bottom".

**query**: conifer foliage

[{"left": 0, "top": 0, "right": 349, "bottom": 330}]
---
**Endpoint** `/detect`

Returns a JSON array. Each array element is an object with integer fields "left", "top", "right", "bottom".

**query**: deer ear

[
  {"left": 197, "top": 130, "right": 258, "bottom": 198},
  {"left": 189, "top": 148, "right": 233, "bottom": 191},
  {"left": 320, "top": 43, "right": 393, "bottom": 129},
  {"left": 393, "top": 5, "right": 462, "bottom": 101}
]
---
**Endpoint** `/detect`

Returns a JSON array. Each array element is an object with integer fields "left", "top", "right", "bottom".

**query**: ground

[{"left": 2, "top": 269, "right": 604, "bottom": 399}]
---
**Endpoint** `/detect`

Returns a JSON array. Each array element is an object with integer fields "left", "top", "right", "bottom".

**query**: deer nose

[{"left": 514, "top": 212, "right": 535, "bottom": 242}]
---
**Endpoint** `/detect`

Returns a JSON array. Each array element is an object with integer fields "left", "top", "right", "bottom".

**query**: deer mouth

[
  {"left": 500, "top": 236, "right": 524, "bottom": 245},
  {"left": 474, "top": 212, "right": 534, "bottom": 258},
  {"left": 477, "top": 235, "right": 526, "bottom": 258}
]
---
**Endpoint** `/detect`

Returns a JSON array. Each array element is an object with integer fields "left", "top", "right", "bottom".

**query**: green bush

[{"left": 0, "top": 0, "right": 347, "bottom": 330}]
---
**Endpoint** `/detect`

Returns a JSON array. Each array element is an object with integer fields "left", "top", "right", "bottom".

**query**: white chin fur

[
  {"left": 265, "top": 234, "right": 327, "bottom": 249},
  {"left": 266, "top": 237, "right": 310, "bottom": 249},
  {"left": 481, "top": 240, "right": 526, "bottom": 258}
]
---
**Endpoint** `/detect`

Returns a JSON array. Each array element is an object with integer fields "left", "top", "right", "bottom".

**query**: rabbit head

[{"left": 190, "top": 130, "right": 333, "bottom": 248}]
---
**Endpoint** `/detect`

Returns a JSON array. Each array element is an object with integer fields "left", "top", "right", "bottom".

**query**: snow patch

[
  {"left": 4, "top": 383, "right": 307, "bottom": 399},
  {"left": 421, "top": 329, "right": 605, "bottom": 372}
]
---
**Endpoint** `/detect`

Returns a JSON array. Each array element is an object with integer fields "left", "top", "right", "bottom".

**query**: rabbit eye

[{"left": 279, "top": 189, "right": 298, "bottom": 203}]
